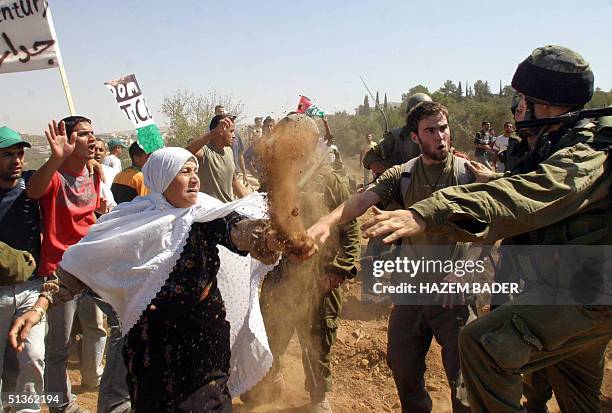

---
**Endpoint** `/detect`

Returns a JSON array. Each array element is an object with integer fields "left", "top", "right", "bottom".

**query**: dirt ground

[
  {"left": 60, "top": 159, "right": 610, "bottom": 412},
  {"left": 62, "top": 278, "right": 611, "bottom": 413}
]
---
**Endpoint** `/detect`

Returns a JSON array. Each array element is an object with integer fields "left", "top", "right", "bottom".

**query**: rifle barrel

[{"left": 516, "top": 106, "right": 612, "bottom": 129}]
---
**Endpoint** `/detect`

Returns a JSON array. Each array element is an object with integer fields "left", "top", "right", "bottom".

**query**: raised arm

[
  {"left": 184, "top": 117, "right": 233, "bottom": 155},
  {"left": 27, "top": 121, "right": 75, "bottom": 199}
]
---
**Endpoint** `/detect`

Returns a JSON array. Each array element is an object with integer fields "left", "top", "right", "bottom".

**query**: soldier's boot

[
  {"left": 309, "top": 393, "right": 333, "bottom": 413},
  {"left": 239, "top": 372, "right": 285, "bottom": 406}
]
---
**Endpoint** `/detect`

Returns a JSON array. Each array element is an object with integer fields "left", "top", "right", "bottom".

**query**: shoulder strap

[
  {"left": 452, "top": 155, "right": 475, "bottom": 184},
  {"left": 399, "top": 157, "right": 420, "bottom": 205}
]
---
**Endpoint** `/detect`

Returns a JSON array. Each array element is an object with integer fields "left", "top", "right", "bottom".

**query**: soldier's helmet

[
  {"left": 511, "top": 45, "right": 594, "bottom": 106},
  {"left": 405, "top": 93, "right": 433, "bottom": 113}
]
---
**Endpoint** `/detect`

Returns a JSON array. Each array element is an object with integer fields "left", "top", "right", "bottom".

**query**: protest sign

[
  {"left": 105, "top": 74, "right": 164, "bottom": 153},
  {"left": 0, "top": 0, "right": 61, "bottom": 73}
]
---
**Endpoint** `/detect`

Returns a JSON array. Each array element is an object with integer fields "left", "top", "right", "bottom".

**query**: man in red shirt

[{"left": 27, "top": 117, "right": 104, "bottom": 413}]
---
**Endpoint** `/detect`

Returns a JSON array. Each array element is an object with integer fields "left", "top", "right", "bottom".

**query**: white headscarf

[
  {"left": 60, "top": 147, "right": 273, "bottom": 395},
  {"left": 142, "top": 146, "right": 198, "bottom": 193}
]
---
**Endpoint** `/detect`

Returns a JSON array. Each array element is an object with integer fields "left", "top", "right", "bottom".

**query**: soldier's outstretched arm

[
  {"left": 408, "top": 144, "right": 611, "bottom": 243},
  {"left": 307, "top": 190, "right": 380, "bottom": 245},
  {"left": 361, "top": 207, "right": 427, "bottom": 244}
]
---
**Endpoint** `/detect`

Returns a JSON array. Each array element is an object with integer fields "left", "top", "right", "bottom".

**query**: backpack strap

[{"left": 399, "top": 157, "right": 420, "bottom": 206}]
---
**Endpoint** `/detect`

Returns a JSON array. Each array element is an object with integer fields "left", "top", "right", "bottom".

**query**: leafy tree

[
  {"left": 361, "top": 94, "right": 371, "bottom": 116},
  {"left": 473, "top": 80, "right": 492, "bottom": 100},
  {"left": 383, "top": 93, "right": 388, "bottom": 110},
  {"left": 588, "top": 88, "right": 612, "bottom": 108},
  {"left": 438, "top": 80, "right": 459, "bottom": 98},
  {"left": 161, "top": 90, "right": 243, "bottom": 147},
  {"left": 502, "top": 85, "right": 515, "bottom": 97}
]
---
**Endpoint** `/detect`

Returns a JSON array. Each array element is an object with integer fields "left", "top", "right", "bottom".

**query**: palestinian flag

[{"left": 296, "top": 95, "right": 326, "bottom": 118}]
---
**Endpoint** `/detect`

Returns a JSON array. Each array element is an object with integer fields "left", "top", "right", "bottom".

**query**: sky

[{"left": 1, "top": 0, "right": 611, "bottom": 134}]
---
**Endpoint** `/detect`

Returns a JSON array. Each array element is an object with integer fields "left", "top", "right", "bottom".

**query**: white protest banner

[
  {"left": 0, "top": 0, "right": 61, "bottom": 74},
  {"left": 104, "top": 74, "right": 164, "bottom": 153}
]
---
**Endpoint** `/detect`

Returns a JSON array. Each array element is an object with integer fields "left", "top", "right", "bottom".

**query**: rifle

[
  {"left": 359, "top": 76, "right": 389, "bottom": 134},
  {"left": 515, "top": 106, "right": 612, "bottom": 130}
]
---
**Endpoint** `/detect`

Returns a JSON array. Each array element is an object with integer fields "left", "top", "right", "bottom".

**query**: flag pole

[
  {"left": 57, "top": 64, "right": 76, "bottom": 115},
  {"left": 46, "top": 7, "right": 75, "bottom": 115}
]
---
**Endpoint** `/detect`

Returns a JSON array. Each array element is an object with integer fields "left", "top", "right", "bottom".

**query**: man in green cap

[
  {"left": 359, "top": 45, "right": 612, "bottom": 413},
  {"left": 0, "top": 126, "right": 48, "bottom": 412},
  {"left": 102, "top": 137, "right": 126, "bottom": 174}
]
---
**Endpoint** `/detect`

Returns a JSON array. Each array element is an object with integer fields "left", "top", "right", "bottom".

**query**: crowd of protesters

[{"left": 1, "top": 44, "right": 611, "bottom": 413}]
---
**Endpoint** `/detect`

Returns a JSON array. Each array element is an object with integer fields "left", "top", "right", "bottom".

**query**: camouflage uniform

[
  {"left": 408, "top": 46, "right": 612, "bottom": 413},
  {"left": 0, "top": 241, "right": 35, "bottom": 286},
  {"left": 362, "top": 93, "right": 431, "bottom": 174},
  {"left": 362, "top": 125, "right": 421, "bottom": 172},
  {"left": 259, "top": 165, "right": 360, "bottom": 399}
]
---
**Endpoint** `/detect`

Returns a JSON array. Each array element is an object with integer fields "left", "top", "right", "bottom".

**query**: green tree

[
  {"left": 438, "top": 80, "right": 459, "bottom": 98},
  {"left": 473, "top": 80, "right": 492, "bottom": 100},
  {"left": 383, "top": 93, "right": 388, "bottom": 110},
  {"left": 161, "top": 90, "right": 243, "bottom": 147},
  {"left": 361, "top": 94, "right": 371, "bottom": 116},
  {"left": 502, "top": 85, "right": 515, "bottom": 97}
]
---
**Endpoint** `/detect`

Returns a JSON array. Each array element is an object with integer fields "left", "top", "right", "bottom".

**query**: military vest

[
  {"left": 520, "top": 117, "right": 612, "bottom": 246},
  {"left": 379, "top": 127, "right": 421, "bottom": 165}
]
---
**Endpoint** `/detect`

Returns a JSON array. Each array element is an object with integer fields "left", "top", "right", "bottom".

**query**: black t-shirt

[{"left": 0, "top": 170, "right": 41, "bottom": 268}]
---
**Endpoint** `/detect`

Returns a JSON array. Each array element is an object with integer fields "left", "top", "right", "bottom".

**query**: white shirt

[
  {"left": 100, "top": 164, "right": 117, "bottom": 211},
  {"left": 102, "top": 154, "right": 122, "bottom": 174},
  {"left": 493, "top": 135, "right": 510, "bottom": 153},
  {"left": 317, "top": 139, "right": 338, "bottom": 164}
]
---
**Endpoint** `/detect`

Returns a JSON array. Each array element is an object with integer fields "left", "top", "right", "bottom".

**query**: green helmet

[
  {"left": 511, "top": 45, "right": 593, "bottom": 106},
  {"left": 405, "top": 93, "right": 432, "bottom": 113}
]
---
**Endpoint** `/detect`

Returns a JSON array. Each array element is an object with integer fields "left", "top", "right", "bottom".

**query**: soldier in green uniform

[
  {"left": 360, "top": 45, "right": 612, "bottom": 413},
  {"left": 309, "top": 101, "right": 487, "bottom": 413},
  {"left": 245, "top": 115, "right": 360, "bottom": 413},
  {"left": 362, "top": 93, "right": 432, "bottom": 176},
  {"left": 0, "top": 241, "right": 36, "bottom": 286}
]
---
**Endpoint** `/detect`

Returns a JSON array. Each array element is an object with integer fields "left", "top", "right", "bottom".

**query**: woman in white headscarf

[{"left": 10, "top": 145, "right": 314, "bottom": 412}]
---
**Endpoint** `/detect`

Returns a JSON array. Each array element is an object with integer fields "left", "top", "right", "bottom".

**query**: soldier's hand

[
  {"left": 361, "top": 207, "right": 426, "bottom": 244},
  {"left": 307, "top": 220, "right": 332, "bottom": 245},
  {"left": 466, "top": 161, "right": 496, "bottom": 182},
  {"left": 8, "top": 311, "right": 41, "bottom": 352}
]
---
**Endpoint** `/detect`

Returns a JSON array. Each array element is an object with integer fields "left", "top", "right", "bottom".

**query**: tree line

[
  {"left": 160, "top": 82, "right": 612, "bottom": 157},
  {"left": 326, "top": 81, "right": 612, "bottom": 157}
]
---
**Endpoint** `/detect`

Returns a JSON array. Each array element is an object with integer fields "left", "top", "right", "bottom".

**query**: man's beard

[{"left": 422, "top": 144, "right": 448, "bottom": 162}]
